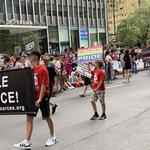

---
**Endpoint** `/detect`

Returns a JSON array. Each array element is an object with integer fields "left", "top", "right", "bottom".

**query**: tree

[
  {"left": 22, "top": 31, "right": 41, "bottom": 51},
  {"left": 117, "top": 0, "right": 150, "bottom": 47}
]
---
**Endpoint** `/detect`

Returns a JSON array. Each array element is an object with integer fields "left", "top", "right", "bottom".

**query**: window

[
  {"left": 69, "top": 6, "right": 73, "bottom": 17},
  {"left": 84, "top": 7, "right": 87, "bottom": 18},
  {"left": 98, "top": 8, "right": 101, "bottom": 18},
  {"left": 21, "top": 0, "right": 26, "bottom": 14},
  {"left": 89, "top": 8, "right": 92, "bottom": 18},
  {"left": 102, "top": 8, "right": 105, "bottom": 19},
  {"left": 74, "top": 6, "right": 77, "bottom": 17},
  {"left": 40, "top": 0, "right": 45, "bottom": 15},
  {"left": 14, "top": 0, "right": 20, "bottom": 14},
  {"left": 58, "top": 5, "right": 62, "bottom": 16},
  {"left": 7, "top": 0, "right": 13, "bottom": 14},
  {"left": 27, "top": 0, "right": 33, "bottom": 15},
  {"left": 0, "top": 0, "right": 5, "bottom": 13},
  {"left": 52, "top": 4, "right": 57, "bottom": 16},
  {"left": 47, "top": 4, "right": 51, "bottom": 16},
  {"left": 79, "top": 7, "right": 83, "bottom": 18},
  {"left": 34, "top": 2, "right": 39, "bottom": 15},
  {"left": 64, "top": 5, "right": 68, "bottom": 17},
  {"left": 93, "top": 8, "right": 96, "bottom": 18}
]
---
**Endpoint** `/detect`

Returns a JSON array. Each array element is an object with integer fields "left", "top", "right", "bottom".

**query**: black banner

[{"left": 0, "top": 68, "right": 36, "bottom": 115}]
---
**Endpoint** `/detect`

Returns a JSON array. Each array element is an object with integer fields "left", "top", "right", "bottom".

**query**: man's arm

[
  {"left": 35, "top": 84, "right": 47, "bottom": 107},
  {"left": 93, "top": 80, "right": 104, "bottom": 92}
]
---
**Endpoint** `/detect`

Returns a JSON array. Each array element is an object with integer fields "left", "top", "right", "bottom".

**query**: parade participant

[
  {"left": 14, "top": 51, "right": 57, "bottom": 149},
  {"left": 90, "top": 60, "right": 106, "bottom": 120},
  {"left": 79, "top": 74, "right": 91, "bottom": 97},
  {"left": 42, "top": 55, "right": 58, "bottom": 114}
]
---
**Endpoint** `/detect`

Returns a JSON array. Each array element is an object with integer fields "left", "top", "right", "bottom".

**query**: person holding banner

[
  {"left": 14, "top": 51, "right": 57, "bottom": 149},
  {"left": 90, "top": 60, "right": 107, "bottom": 120}
]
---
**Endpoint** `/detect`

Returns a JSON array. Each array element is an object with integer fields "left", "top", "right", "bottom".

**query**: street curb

[{"left": 118, "top": 68, "right": 148, "bottom": 75}]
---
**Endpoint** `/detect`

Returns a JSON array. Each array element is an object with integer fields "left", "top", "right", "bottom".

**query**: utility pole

[
  {"left": 138, "top": 0, "right": 141, "bottom": 6},
  {"left": 112, "top": 0, "right": 116, "bottom": 38}
]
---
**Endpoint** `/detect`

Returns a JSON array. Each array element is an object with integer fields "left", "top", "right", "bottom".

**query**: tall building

[
  {"left": 0, "top": 0, "right": 108, "bottom": 54},
  {"left": 107, "top": 0, "right": 143, "bottom": 41}
]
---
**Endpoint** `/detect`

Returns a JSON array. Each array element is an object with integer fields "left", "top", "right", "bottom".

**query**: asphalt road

[{"left": 1, "top": 70, "right": 150, "bottom": 150}]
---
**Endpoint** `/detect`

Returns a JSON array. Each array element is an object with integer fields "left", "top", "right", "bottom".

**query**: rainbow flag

[{"left": 77, "top": 45, "right": 103, "bottom": 63}]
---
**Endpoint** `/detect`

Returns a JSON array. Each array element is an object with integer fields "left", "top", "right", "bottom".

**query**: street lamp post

[{"left": 112, "top": 0, "right": 116, "bottom": 38}]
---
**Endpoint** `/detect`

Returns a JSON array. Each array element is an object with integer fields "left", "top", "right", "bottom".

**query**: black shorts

[
  {"left": 125, "top": 63, "right": 131, "bottom": 70},
  {"left": 84, "top": 77, "right": 91, "bottom": 86},
  {"left": 28, "top": 97, "right": 50, "bottom": 118}
]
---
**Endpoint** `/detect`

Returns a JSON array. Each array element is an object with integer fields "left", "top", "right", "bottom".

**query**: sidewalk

[{"left": 118, "top": 59, "right": 145, "bottom": 73}]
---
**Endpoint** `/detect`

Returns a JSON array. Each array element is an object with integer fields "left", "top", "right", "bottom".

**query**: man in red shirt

[
  {"left": 90, "top": 60, "right": 107, "bottom": 120},
  {"left": 14, "top": 51, "right": 57, "bottom": 149}
]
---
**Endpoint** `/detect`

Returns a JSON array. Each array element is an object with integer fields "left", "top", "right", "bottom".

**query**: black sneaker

[
  {"left": 90, "top": 113, "right": 99, "bottom": 120},
  {"left": 52, "top": 104, "right": 58, "bottom": 114},
  {"left": 99, "top": 114, "right": 107, "bottom": 120}
]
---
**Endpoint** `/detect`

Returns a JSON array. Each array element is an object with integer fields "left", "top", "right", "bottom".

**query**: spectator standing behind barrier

[
  {"left": 105, "top": 50, "right": 112, "bottom": 83},
  {"left": 131, "top": 49, "right": 138, "bottom": 74},
  {"left": 111, "top": 50, "right": 120, "bottom": 80},
  {"left": 119, "top": 49, "right": 125, "bottom": 77},
  {"left": 53, "top": 54, "right": 62, "bottom": 92},
  {"left": 2, "top": 56, "right": 12, "bottom": 70},
  {"left": 65, "top": 49, "right": 73, "bottom": 80}
]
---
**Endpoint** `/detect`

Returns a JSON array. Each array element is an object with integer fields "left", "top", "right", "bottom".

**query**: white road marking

[
  {"left": 107, "top": 83, "right": 125, "bottom": 89},
  {"left": 85, "top": 83, "right": 125, "bottom": 95}
]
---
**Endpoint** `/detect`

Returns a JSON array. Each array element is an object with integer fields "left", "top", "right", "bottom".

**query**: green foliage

[
  {"left": 0, "top": 31, "right": 13, "bottom": 55},
  {"left": 117, "top": 1, "right": 150, "bottom": 47},
  {"left": 22, "top": 31, "right": 41, "bottom": 51}
]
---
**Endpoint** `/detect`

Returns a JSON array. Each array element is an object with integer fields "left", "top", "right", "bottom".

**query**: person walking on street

[
  {"left": 42, "top": 55, "right": 58, "bottom": 114},
  {"left": 124, "top": 49, "right": 131, "bottom": 83},
  {"left": 90, "top": 60, "right": 106, "bottom": 120},
  {"left": 14, "top": 51, "right": 57, "bottom": 149}
]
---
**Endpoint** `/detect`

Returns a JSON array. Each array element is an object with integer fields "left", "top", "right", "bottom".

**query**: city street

[{"left": 1, "top": 70, "right": 150, "bottom": 150}]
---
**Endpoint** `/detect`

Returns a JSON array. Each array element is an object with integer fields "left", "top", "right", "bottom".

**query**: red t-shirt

[
  {"left": 91, "top": 69, "right": 105, "bottom": 91},
  {"left": 34, "top": 64, "right": 50, "bottom": 101}
]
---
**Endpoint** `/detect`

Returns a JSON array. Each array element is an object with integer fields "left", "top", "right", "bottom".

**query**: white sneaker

[
  {"left": 68, "top": 86, "right": 75, "bottom": 90},
  {"left": 13, "top": 140, "right": 31, "bottom": 149},
  {"left": 124, "top": 80, "right": 128, "bottom": 83},
  {"left": 45, "top": 136, "right": 57, "bottom": 147}
]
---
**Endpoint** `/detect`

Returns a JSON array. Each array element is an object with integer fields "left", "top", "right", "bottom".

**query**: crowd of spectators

[{"left": 0, "top": 45, "right": 145, "bottom": 94}]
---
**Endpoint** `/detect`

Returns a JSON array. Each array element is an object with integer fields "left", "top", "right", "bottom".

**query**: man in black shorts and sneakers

[
  {"left": 42, "top": 55, "right": 58, "bottom": 114},
  {"left": 14, "top": 51, "right": 57, "bottom": 149}
]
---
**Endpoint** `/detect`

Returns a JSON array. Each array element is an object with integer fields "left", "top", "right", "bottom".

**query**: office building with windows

[{"left": 0, "top": 0, "right": 108, "bottom": 53}]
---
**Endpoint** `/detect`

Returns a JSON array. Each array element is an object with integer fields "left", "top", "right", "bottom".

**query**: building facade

[
  {"left": 107, "top": 0, "right": 145, "bottom": 41},
  {"left": 0, "top": 0, "right": 108, "bottom": 53}
]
